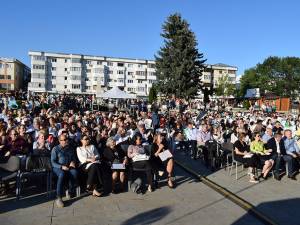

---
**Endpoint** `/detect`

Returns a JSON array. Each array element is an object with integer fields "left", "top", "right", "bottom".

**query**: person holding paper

[
  {"left": 250, "top": 132, "right": 274, "bottom": 179},
  {"left": 151, "top": 133, "right": 174, "bottom": 188},
  {"left": 102, "top": 137, "right": 128, "bottom": 193},
  {"left": 233, "top": 133, "right": 259, "bottom": 183},
  {"left": 76, "top": 135, "right": 103, "bottom": 197},
  {"left": 127, "top": 134, "right": 153, "bottom": 193}
]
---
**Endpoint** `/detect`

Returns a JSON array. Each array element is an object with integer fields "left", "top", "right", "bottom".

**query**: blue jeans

[
  {"left": 273, "top": 155, "right": 294, "bottom": 176},
  {"left": 53, "top": 167, "right": 78, "bottom": 198}
]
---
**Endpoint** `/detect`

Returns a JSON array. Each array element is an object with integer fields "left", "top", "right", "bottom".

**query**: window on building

[
  {"left": 64, "top": 85, "right": 67, "bottom": 89},
  {"left": 51, "top": 58, "right": 57, "bottom": 63},
  {"left": 117, "top": 70, "right": 124, "bottom": 74},
  {"left": 86, "top": 60, "right": 91, "bottom": 65},
  {"left": 86, "top": 69, "right": 91, "bottom": 73},
  {"left": 65, "top": 68, "right": 68, "bottom": 72},
  {"left": 147, "top": 72, "right": 156, "bottom": 76},
  {"left": 127, "top": 80, "right": 133, "bottom": 83},
  {"left": 52, "top": 76, "right": 56, "bottom": 79},
  {"left": 33, "top": 56, "right": 45, "bottom": 61},
  {"left": 38, "top": 83, "right": 41, "bottom": 88},
  {"left": 138, "top": 80, "right": 143, "bottom": 83},
  {"left": 65, "top": 59, "right": 68, "bottom": 63},
  {"left": 148, "top": 63, "right": 155, "bottom": 68},
  {"left": 71, "top": 58, "right": 81, "bottom": 63},
  {"left": 33, "top": 65, "right": 45, "bottom": 70},
  {"left": 71, "top": 76, "right": 81, "bottom": 80},
  {"left": 51, "top": 67, "right": 56, "bottom": 71},
  {"left": 0, "top": 75, "right": 12, "bottom": 79},
  {"left": 127, "top": 87, "right": 135, "bottom": 92},
  {"left": 72, "top": 84, "right": 81, "bottom": 89},
  {"left": 52, "top": 84, "right": 56, "bottom": 88},
  {"left": 138, "top": 64, "right": 143, "bottom": 68},
  {"left": 107, "top": 62, "right": 113, "bottom": 66},
  {"left": 228, "top": 77, "right": 236, "bottom": 82},
  {"left": 94, "top": 68, "right": 104, "bottom": 73},
  {"left": 118, "top": 79, "right": 124, "bottom": 83},
  {"left": 108, "top": 70, "right": 113, "bottom": 74},
  {"left": 219, "top": 70, "right": 223, "bottom": 74},
  {"left": 128, "top": 72, "right": 134, "bottom": 75},
  {"left": 70, "top": 67, "right": 81, "bottom": 71},
  {"left": 136, "top": 71, "right": 145, "bottom": 76},
  {"left": 128, "top": 63, "right": 133, "bottom": 68},
  {"left": 117, "top": 63, "right": 124, "bottom": 67},
  {"left": 65, "top": 77, "right": 67, "bottom": 80},
  {"left": 228, "top": 70, "right": 236, "bottom": 74},
  {"left": 97, "top": 61, "right": 102, "bottom": 65},
  {"left": 204, "top": 75, "right": 211, "bottom": 80}
]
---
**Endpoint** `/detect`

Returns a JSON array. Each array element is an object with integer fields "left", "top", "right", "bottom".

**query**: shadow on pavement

[
  {"left": 232, "top": 198, "right": 300, "bottom": 225},
  {"left": 0, "top": 193, "right": 53, "bottom": 214},
  {"left": 120, "top": 206, "right": 172, "bottom": 225}
]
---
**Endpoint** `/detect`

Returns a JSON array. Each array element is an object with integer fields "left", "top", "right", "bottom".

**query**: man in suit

[{"left": 267, "top": 133, "right": 295, "bottom": 180}]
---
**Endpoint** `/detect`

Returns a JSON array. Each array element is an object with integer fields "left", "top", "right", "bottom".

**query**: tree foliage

[
  {"left": 155, "top": 13, "right": 206, "bottom": 100},
  {"left": 215, "top": 74, "right": 236, "bottom": 97},
  {"left": 240, "top": 56, "right": 300, "bottom": 98},
  {"left": 148, "top": 86, "right": 157, "bottom": 103}
]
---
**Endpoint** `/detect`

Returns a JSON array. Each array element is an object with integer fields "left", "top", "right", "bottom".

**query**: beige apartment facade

[{"left": 0, "top": 57, "right": 31, "bottom": 91}]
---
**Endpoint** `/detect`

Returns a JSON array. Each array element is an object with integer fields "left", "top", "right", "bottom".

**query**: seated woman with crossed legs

[
  {"left": 233, "top": 133, "right": 259, "bottom": 183},
  {"left": 250, "top": 132, "right": 274, "bottom": 180},
  {"left": 76, "top": 135, "right": 103, "bottom": 197}
]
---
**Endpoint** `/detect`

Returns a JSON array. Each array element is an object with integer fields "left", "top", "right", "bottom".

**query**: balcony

[{"left": 28, "top": 82, "right": 46, "bottom": 92}]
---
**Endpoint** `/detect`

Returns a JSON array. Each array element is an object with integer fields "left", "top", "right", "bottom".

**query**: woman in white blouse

[{"left": 76, "top": 134, "right": 103, "bottom": 197}]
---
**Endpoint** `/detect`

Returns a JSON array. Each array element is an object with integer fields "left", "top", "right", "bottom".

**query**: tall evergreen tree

[{"left": 155, "top": 13, "right": 206, "bottom": 100}]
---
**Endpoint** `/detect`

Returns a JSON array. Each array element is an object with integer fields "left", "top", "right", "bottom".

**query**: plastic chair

[
  {"left": 221, "top": 142, "right": 233, "bottom": 170},
  {"left": 0, "top": 156, "right": 20, "bottom": 196},
  {"left": 16, "top": 155, "right": 53, "bottom": 199},
  {"left": 229, "top": 148, "right": 244, "bottom": 180}
]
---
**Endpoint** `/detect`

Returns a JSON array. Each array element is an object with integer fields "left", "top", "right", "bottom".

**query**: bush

[{"left": 243, "top": 100, "right": 250, "bottom": 109}]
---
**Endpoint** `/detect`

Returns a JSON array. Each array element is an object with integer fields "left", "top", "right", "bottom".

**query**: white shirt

[
  {"left": 76, "top": 145, "right": 100, "bottom": 169},
  {"left": 275, "top": 140, "right": 280, "bottom": 154}
]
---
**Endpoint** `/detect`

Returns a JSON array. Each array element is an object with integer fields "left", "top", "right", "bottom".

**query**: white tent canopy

[{"left": 97, "top": 86, "right": 136, "bottom": 99}]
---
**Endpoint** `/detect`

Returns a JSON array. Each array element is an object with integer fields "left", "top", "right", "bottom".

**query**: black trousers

[
  {"left": 85, "top": 163, "right": 103, "bottom": 189},
  {"left": 186, "top": 140, "right": 197, "bottom": 158},
  {"left": 132, "top": 160, "right": 152, "bottom": 185}
]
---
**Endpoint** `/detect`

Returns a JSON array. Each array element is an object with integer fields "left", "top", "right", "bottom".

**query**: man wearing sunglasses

[{"left": 51, "top": 133, "right": 78, "bottom": 208}]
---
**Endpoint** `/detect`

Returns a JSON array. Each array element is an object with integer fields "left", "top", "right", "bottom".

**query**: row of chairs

[{"left": 0, "top": 145, "right": 165, "bottom": 199}]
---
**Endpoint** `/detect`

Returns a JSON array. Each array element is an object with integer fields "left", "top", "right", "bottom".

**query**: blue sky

[{"left": 1, "top": 0, "right": 300, "bottom": 75}]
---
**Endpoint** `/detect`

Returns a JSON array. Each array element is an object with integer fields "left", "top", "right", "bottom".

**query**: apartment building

[
  {"left": 0, "top": 57, "right": 31, "bottom": 91},
  {"left": 28, "top": 51, "right": 237, "bottom": 97},
  {"left": 28, "top": 51, "right": 156, "bottom": 97},
  {"left": 202, "top": 63, "right": 237, "bottom": 88}
]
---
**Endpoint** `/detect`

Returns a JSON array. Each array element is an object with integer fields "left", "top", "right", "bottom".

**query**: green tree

[
  {"left": 215, "top": 74, "right": 236, "bottom": 97},
  {"left": 240, "top": 56, "right": 300, "bottom": 98},
  {"left": 155, "top": 13, "right": 206, "bottom": 100},
  {"left": 148, "top": 86, "right": 157, "bottom": 103}
]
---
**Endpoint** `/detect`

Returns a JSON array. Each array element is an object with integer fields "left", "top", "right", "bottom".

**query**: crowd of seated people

[
  {"left": 1, "top": 92, "right": 300, "bottom": 208},
  {"left": 0, "top": 94, "right": 179, "bottom": 208}
]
